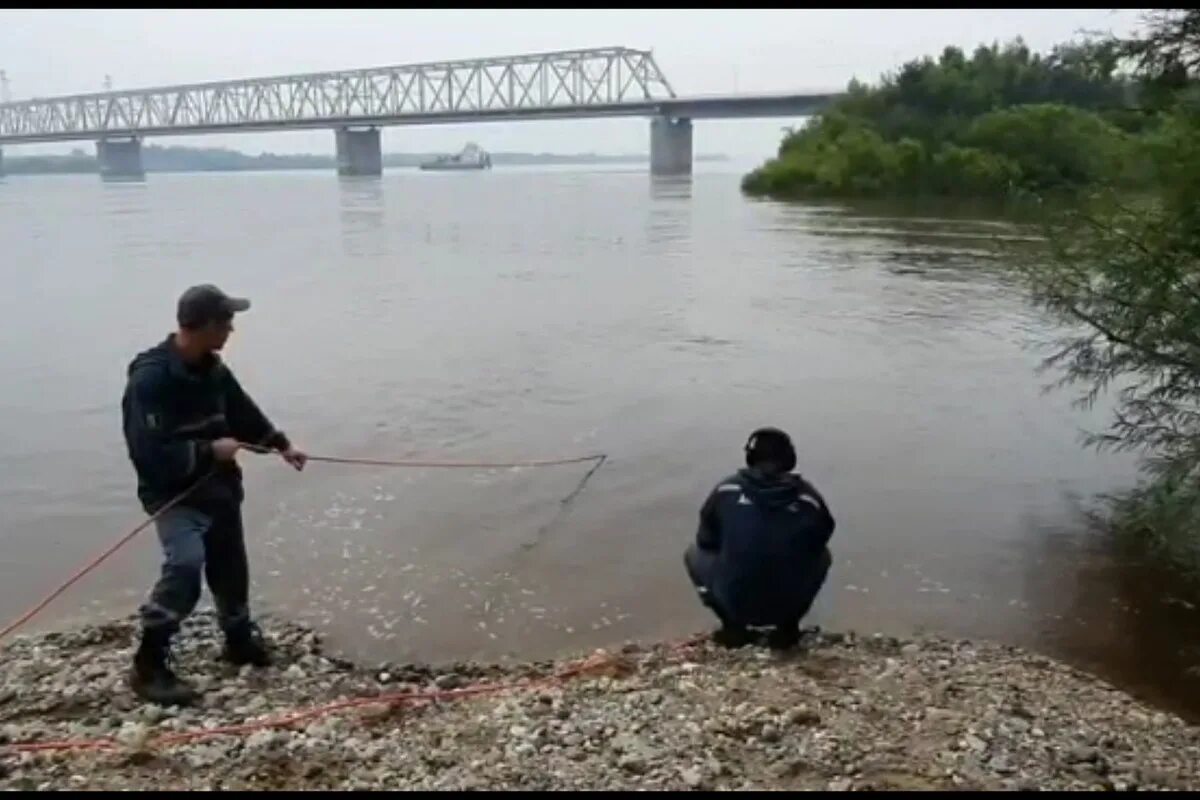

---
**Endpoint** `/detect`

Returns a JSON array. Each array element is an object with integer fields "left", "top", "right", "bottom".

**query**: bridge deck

[
  {"left": 0, "top": 95, "right": 838, "bottom": 145},
  {"left": 0, "top": 46, "right": 837, "bottom": 145}
]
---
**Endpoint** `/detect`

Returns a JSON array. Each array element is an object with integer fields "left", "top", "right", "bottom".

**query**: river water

[{"left": 2, "top": 163, "right": 1199, "bottom": 719}]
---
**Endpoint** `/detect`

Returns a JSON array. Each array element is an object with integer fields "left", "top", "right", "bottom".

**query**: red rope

[
  {"left": 1, "top": 636, "right": 707, "bottom": 756},
  {"left": 0, "top": 448, "right": 604, "bottom": 644},
  {"left": 0, "top": 445, "right": 612, "bottom": 758},
  {"left": 305, "top": 454, "right": 606, "bottom": 470},
  {"left": 0, "top": 475, "right": 213, "bottom": 643}
]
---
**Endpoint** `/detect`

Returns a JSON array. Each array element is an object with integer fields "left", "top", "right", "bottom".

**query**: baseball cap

[{"left": 177, "top": 284, "right": 251, "bottom": 328}]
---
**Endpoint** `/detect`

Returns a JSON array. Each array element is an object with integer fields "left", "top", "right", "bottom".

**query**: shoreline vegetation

[
  {"left": 744, "top": 10, "right": 1200, "bottom": 586},
  {"left": 1, "top": 612, "right": 1198, "bottom": 790},
  {"left": 741, "top": 37, "right": 1149, "bottom": 204},
  {"left": 0, "top": 146, "right": 729, "bottom": 176}
]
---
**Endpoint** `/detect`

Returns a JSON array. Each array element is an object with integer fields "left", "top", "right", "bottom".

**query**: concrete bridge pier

[
  {"left": 0, "top": 147, "right": 4, "bottom": 179},
  {"left": 335, "top": 127, "right": 382, "bottom": 177},
  {"left": 96, "top": 137, "right": 145, "bottom": 181},
  {"left": 650, "top": 116, "right": 693, "bottom": 176}
]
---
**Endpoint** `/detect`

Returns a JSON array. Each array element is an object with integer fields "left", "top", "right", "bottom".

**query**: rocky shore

[{"left": 2, "top": 612, "right": 1199, "bottom": 790}]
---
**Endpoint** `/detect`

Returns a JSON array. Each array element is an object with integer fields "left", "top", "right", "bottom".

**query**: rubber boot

[
  {"left": 223, "top": 622, "right": 272, "bottom": 668},
  {"left": 128, "top": 629, "right": 198, "bottom": 707},
  {"left": 766, "top": 623, "right": 802, "bottom": 651},
  {"left": 712, "top": 625, "right": 753, "bottom": 649}
]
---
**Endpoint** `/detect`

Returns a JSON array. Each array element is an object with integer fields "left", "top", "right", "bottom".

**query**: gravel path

[{"left": 2, "top": 612, "right": 1199, "bottom": 790}]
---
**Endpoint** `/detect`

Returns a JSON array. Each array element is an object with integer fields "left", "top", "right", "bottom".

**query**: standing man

[{"left": 121, "top": 285, "right": 307, "bottom": 706}]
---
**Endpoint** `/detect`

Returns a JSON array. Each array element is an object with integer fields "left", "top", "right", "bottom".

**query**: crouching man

[{"left": 684, "top": 427, "right": 834, "bottom": 650}]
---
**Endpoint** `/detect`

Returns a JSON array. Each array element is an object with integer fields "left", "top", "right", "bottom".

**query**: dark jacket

[
  {"left": 121, "top": 335, "right": 290, "bottom": 513},
  {"left": 695, "top": 468, "right": 835, "bottom": 627}
]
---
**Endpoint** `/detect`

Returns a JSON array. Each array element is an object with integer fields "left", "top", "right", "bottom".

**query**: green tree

[
  {"left": 963, "top": 104, "right": 1131, "bottom": 191},
  {"left": 1017, "top": 9, "right": 1200, "bottom": 569},
  {"left": 742, "top": 32, "right": 1138, "bottom": 201}
]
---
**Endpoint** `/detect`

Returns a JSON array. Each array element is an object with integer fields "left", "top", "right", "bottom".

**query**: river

[{"left": 2, "top": 162, "right": 1198, "bottom": 719}]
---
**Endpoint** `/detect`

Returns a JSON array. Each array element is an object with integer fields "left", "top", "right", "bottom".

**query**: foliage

[
  {"left": 1015, "top": 10, "right": 1200, "bottom": 568},
  {"left": 747, "top": 10, "right": 1200, "bottom": 571},
  {"left": 742, "top": 36, "right": 1141, "bottom": 200}
]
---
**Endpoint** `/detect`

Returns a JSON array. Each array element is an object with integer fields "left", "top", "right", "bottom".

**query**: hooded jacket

[
  {"left": 121, "top": 335, "right": 290, "bottom": 513},
  {"left": 695, "top": 468, "right": 835, "bottom": 626}
]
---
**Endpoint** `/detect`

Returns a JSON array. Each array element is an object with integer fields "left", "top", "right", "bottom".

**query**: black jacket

[
  {"left": 121, "top": 335, "right": 290, "bottom": 513},
  {"left": 695, "top": 468, "right": 835, "bottom": 626}
]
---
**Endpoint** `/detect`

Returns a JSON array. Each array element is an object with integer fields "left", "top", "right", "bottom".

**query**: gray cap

[{"left": 177, "top": 284, "right": 251, "bottom": 328}]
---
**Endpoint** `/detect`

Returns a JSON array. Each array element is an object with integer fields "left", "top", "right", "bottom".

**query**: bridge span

[{"left": 0, "top": 47, "right": 839, "bottom": 179}]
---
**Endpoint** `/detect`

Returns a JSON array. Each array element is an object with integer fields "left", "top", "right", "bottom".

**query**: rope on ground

[
  {"left": 0, "top": 447, "right": 607, "bottom": 644},
  {"left": 0, "top": 634, "right": 708, "bottom": 757}
]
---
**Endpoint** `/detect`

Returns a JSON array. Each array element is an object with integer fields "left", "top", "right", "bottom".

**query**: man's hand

[
  {"left": 280, "top": 447, "right": 308, "bottom": 472},
  {"left": 212, "top": 437, "right": 241, "bottom": 462}
]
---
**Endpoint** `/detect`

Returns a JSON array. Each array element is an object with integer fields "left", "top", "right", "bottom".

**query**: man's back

[{"left": 698, "top": 467, "right": 835, "bottom": 627}]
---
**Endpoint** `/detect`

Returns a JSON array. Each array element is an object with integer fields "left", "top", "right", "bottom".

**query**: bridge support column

[
  {"left": 96, "top": 137, "right": 145, "bottom": 181},
  {"left": 650, "top": 116, "right": 692, "bottom": 176},
  {"left": 335, "top": 127, "right": 382, "bottom": 177},
  {"left": 0, "top": 147, "right": 4, "bottom": 179}
]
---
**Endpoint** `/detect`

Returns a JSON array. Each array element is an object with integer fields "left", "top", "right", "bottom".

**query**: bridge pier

[
  {"left": 650, "top": 116, "right": 692, "bottom": 176},
  {"left": 0, "top": 147, "right": 4, "bottom": 179},
  {"left": 335, "top": 127, "right": 382, "bottom": 177},
  {"left": 96, "top": 137, "right": 145, "bottom": 181}
]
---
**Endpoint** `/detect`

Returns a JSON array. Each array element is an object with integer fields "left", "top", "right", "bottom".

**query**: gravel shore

[{"left": 2, "top": 611, "right": 1199, "bottom": 790}]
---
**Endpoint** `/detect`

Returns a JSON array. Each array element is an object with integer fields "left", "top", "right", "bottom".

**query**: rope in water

[
  {"left": 0, "top": 475, "right": 214, "bottom": 644},
  {"left": 0, "top": 447, "right": 607, "bottom": 644}
]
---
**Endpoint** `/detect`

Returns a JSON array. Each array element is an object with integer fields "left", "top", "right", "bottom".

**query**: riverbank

[{"left": 2, "top": 612, "right": 1198, "bottom": 790}]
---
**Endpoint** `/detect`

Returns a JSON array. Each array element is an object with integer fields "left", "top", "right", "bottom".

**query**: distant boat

[{"left": 419, "top": 143, "right": 492, "bottom": 171}]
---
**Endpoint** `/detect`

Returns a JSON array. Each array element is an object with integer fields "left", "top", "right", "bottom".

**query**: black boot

[
  {"left": 223, "top": 622, "right": 272, "bottom": 668},
  {"left": 766, "top": 624, "right": 802, "bottom": 651},
  {"left": 128, "top": 629, "right": 198, "bottom": 707},
  {"left": 712, "top": 625, "right": 753, "bottom": 649}
]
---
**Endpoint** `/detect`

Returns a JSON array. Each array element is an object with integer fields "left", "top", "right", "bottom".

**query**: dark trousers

[
  {"left": 139, "top": 502, "right": 252, "bottom": 638},
  {"left": 684, "top": 543, "right": 831, "bottom": 631}
]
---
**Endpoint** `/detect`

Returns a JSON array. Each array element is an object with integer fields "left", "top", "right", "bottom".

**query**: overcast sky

[{"left": 2, "top": 9, "right": 1143, "bottom": 160}]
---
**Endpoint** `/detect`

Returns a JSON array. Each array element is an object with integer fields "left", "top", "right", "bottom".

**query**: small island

[{"left": 741, "top": 37, "right": 1156, "bottom": 202}]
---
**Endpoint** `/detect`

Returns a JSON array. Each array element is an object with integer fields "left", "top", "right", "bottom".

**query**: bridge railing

[{"left": 0, "top": 46, "right": 677, "bottom": 142}]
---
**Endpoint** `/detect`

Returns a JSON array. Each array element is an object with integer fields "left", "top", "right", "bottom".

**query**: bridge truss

[{"left": 0, "top": 47, "right": 678, "bottom": 144}]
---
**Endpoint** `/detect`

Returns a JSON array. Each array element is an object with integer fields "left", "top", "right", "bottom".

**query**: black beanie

[{"left": 744, "top": 427, "right": 797, "bottom": 473}]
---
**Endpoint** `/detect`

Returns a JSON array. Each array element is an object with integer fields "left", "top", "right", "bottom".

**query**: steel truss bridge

[{"left": 0, "top": 46, "right": 839, "bottom": 177}]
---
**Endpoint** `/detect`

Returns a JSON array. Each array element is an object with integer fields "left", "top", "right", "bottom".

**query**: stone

[
  {"left": 987, "top": 755, "right": 1015, "bottom": 775},
  {"left": 963, "top": 734, "right": 987, "bottom": 753},
  {"left": 618, "top": 755, "right": 648, "bottom": 775},
  {"left": 786, "top": 707, "right": 821, "bottom": 727},
  {"left": 2, "top": 614, "right": 1198, "bottom": 792},
  {"left": 1066, "top": 746, "right": 1099, "bottom": 764}
]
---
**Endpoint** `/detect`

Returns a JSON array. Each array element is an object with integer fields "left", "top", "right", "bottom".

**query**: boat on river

[{"left": 419, "top": 143, "right": 492, "bottom": 171}]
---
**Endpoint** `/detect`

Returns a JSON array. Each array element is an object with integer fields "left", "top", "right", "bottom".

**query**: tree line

[
  {"left": 746, "top": 10, "right": 1200, "bottom": 575},
  {"left": 741, "top": 26, "right": 1178, "bottom": 201}
]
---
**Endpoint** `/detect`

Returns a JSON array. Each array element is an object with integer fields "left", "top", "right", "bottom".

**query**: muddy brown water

[{"left": 2, "top": 164, "right": 1198, "bottom": 720}]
